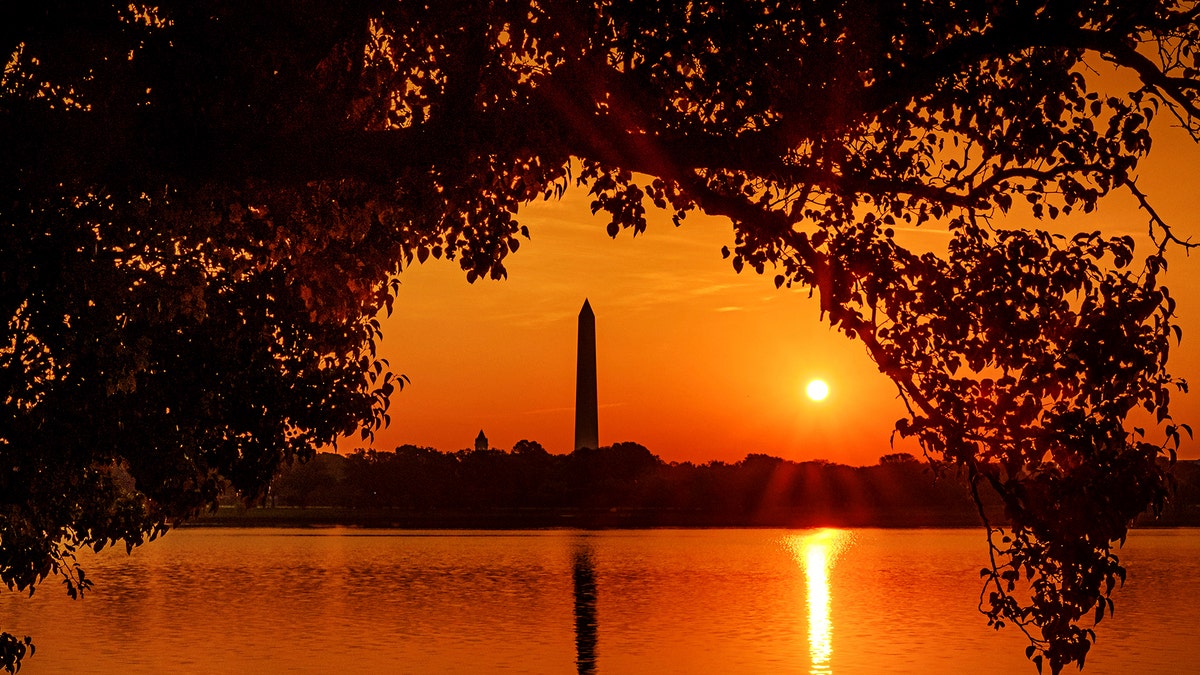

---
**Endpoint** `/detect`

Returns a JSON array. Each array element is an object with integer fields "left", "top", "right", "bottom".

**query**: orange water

[{"left": 4, "top": 528, "right": 1197, "bottom": 674}]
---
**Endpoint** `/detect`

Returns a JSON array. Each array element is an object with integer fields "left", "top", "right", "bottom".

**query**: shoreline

[{"left": 188, "top": 505, "right": 1200, "bottom": 530}]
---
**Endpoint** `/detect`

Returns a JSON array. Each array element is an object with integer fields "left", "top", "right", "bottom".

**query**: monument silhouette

[
  {"left": 574, "top": 299, "right": 599, "bottom": 451},
  {"left": 573, "top": 542, "right": 599, "bottom": 674}
]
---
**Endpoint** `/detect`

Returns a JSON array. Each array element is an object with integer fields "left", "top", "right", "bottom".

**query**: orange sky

[{"left": 368, "top": 120, "right": 1200, "bottom": 467}]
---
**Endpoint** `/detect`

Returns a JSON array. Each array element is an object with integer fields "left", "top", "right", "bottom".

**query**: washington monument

[{"left": 574, "top": 299, "right": 599, "bottom": 451}]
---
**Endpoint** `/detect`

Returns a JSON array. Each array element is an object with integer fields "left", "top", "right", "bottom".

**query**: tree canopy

[{"left": 4, "top": 1, "right": 1200, "bottom": 672}]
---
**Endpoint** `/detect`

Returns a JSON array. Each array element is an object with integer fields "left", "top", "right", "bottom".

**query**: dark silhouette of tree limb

[{"left": 3, "top": 2, "right": 1200, "bottom": 672}]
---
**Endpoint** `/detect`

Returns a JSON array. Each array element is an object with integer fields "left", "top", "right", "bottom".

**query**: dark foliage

[
  {"left": 269, "top": 448, "right": 1200, "bottom": 527},
  {"left": 271, "top": 446, "right": 986, "bottom": 523},
  {"left": 5, "top": 1, "right": 1200, "bottom": 671}
]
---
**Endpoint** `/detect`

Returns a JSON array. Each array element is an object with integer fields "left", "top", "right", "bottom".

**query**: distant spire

[
  {"left": 475, "top": 429, "right": 488, "bottom": 452},
  {"left": 574, "top": 300, "right": 599, "bottom": 450}
]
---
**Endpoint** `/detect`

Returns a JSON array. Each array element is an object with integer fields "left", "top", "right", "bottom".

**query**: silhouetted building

[
  {"left": 575, "top": 299, "right": 599, "bottom": 450},
  {"left": 475, "top": 429, "right": 488, "bottom": 452}
]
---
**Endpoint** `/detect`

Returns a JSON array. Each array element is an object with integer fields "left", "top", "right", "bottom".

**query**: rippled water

[{"left": 3, "top": 528, "right": 1198, "bottom": 673}]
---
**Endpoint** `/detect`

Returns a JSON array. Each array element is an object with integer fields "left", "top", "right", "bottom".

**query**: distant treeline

[{"left": 242, "top": 442, "right": 1200, "bottom": 528}]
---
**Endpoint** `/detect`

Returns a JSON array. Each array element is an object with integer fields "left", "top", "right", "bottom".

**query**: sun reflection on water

[{"left": 785, "top": 529, "right": 853, "bottom": 675}]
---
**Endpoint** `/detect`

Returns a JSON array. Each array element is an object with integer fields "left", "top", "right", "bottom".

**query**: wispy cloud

[{"left": 520, "top": 405, "right": 574, "bottom": 416}]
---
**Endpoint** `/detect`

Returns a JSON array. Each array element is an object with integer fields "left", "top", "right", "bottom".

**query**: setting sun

[{"left": 806, "top": 379, "right": 830, "bottom": 401}]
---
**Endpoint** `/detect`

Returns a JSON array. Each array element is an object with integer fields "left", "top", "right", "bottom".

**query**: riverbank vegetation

[
  {"left": 8, "top": 2, "right": 1200, "bottom": 671},
  {"left": 198, "top": 446, "right": 1200, "bottom": 529}
]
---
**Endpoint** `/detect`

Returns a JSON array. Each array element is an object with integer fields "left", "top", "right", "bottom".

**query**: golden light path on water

[{"left": 785, "top": 529, "right": 854, "bottom": 675}]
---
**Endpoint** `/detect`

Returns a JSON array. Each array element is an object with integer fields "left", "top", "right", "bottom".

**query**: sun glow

[
  {"left": 806, "top": 379, "right": 830, "bottom": 401},
  {"left": 805, "top": 540, "right": 832, "bottom": 673},
  {"left": 785, "top": 529, "right": 853, "bottom": 675}
]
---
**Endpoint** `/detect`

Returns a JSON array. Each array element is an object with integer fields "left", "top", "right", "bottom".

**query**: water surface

[{"left": 4, "top": 528, "right": 1198, "bottom": 673}]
